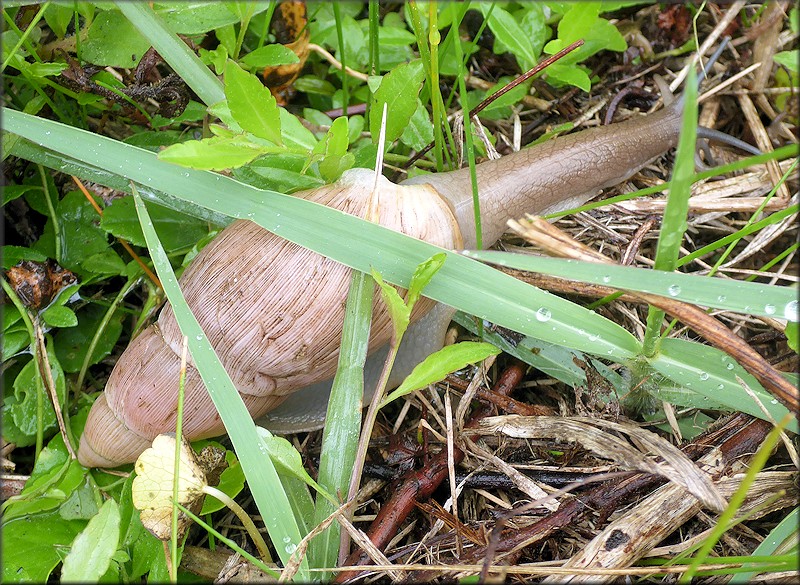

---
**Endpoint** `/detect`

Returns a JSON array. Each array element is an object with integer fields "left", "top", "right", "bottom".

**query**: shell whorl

[{"left": 78, "top": 169, "right": 463, "bottom": 467}]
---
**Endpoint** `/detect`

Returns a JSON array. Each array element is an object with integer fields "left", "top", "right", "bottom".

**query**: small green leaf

[
  {"left": 383, "top": 342, "right": 501, "bottom": 405},
  {"left": 255, "top": 428, "right": 334, "bottom": 504},
  {"left": 61, "top": 498, "right": 121, "bottom": 583},
  {"left": 41, "top": 305, "right": 78, "bottom": 328},
  {"left": 224, "top": 60, "right": 282, "bottom": 144},
  {"left": 28, "top": 62, "right": 68, "bottom": 78},
  {"left": 774, "top": 51, "right": 798, "bottom": 73},
  {"left": 54, "top": 303, "right": 124, "bottom": 373},
  {"left": 478, "top": 4, "right": 538, "bottom": 71},
  {"left": 406, "top": 253, "right": 446, "bottom": 312},
  {"left": 371, "top": 267, "right": 410, "bottom": 341},
  {"left": 240, "top": 44, "right": 300, "bottom": 68},
  {"left": 369, "top": 59, "right": 426, "bottom": 146},
  {"left": 157, "top": 135, "right": 266, "bottom": 170},
  {"left": 79, "top": 249, "right": 127, "bottom": 276},
  {"left": 784, "top": 321, "right": 798, "bottom": 353}
]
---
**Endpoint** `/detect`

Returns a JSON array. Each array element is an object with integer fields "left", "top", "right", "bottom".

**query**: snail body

[{"left": 78, "top": 98, "right": 687, "bottom": 468}]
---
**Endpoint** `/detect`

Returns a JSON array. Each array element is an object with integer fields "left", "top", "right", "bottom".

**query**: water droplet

[
  {"left": 667, "top": 284, "right": 681, "bottom": 297},
  {"left": 195, "top": 335, "right": 203, "bottom": 341},
  {"left": 602, "top": 275, "right": 611, "bottom": 284},
  {"left": 282, "top": 536, "right": 292, "bottom": 544},
  {"left": 726, "top": 363, "right": 735, "bottom": 371},
  {"left": 717, "top": 384, "right": 724, "bottom": 390},
  {"left": 285, "top": 543, "right": 297, "bottom": 555},
  {"left": 764, "top": 304, "right": 776, "bottom": 315},
  {"left": 699, "top": 372, "right": 709, "bottom": 381},
  {"left": 588, "top": 333, "right": 599, "bottom": 342},
  {"left": 784, "top": 300, "right": 798, "bottom": 322},
  {"left": 770, "top": 399, "right": 778, "bottom": 405},
  {"left": 717, "top": 295, "right": 727, "bottom": 303},
  {"left": 535, "top": 308, "right": 551, "bottom": 322}
]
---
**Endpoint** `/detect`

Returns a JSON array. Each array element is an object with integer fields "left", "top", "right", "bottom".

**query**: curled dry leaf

[
  {"left": 4, "top": 259, "right": 77, "bottom": 311},
  {"left": 131, "top": 433, "right": 207, "bottom": 540},
  {"left": 476, "top": 415, "right": 727, "bottom": 512}
]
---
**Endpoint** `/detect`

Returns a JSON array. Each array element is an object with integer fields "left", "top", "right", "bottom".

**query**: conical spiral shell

[{"left": 78, "top": 169, "right": 463, "bottom": 467}]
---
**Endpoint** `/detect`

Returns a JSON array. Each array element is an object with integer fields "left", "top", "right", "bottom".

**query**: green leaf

[
  {"left": 82, "top": 10, "right": 151, "bottom": 68},
  {"left": 785, "top": 321, "right": 798, "bottom": 353},
  {"left": 1, "top": 512, "right": 85, "bottom": 582},
  {"left": 45, "top": 191, "right": 110, "bottom": 275},
  {"left": 79, "top": 249, "right": 127, "bottom": 277},
  {"left": 383, "top": 342, "right": 501, "bottom": 405},
  {"left": 27, "top": 62, "right": 68, "bottom": 78},
  {"left": 3, "top": 344, "right": 65, "bottom": 447},
  {"left": 369, "top": 59, "right": 426, "bottom": 146},
  {"left": 255, "top": 428, "right": 334, "bottom": 504},
  {"left": 400, "top": 98, "right": 434, "bottom": 151},
  {"left": 478, "top": 4, "right": 538, "bottom": 71},
  {"left": 153, "top": 2, "right": 248, "bottom": 35},
  {"left": 157, "top": 136, "right": 266, "bottom": 170},
  {"left": 101, "top": 197, "right": 210, "bottom": 252},
  {"left": 224, "top": 60, "right": 282, "bottom": 144},
  {"left": 406, "top": 252, "right": 446, "bottom": 312},
  {"left": 54, "top": 303, "right": 124, "bottom": 373},
  {"left": 1, "top": 245, "right": 48, "bottom": 269},
  {"left": 774, "top": 51, "right": 798, "bottom": 73},
  {"left": 41, "top": 305, "right": 78, "bottom": 328},
  {"left": 199, "top": 451, "right": 245, "bottom": 515},
  {"left": 61, "top": 499, "right": 121, "bottom": 583},
  {"left": 371, "top": 267, "right": 410, "bottom": 341},
  {"left": 240, "top": 44, "right": 300, "bottom": 69}
]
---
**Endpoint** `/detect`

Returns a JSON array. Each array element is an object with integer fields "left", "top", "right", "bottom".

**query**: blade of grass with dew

[
  {"left": 131, "top": 186, "right": 310, "bottom": 579},
  {"left": 310, "top": 270, "right": 373, "bottom": 576},
  {"left": 642, "top": 68, "right": 698, "bottom": 357},
  {"left": 730, "top": 508, "right": 799, "bottom": 583},
  {"left": 4, "top": 107, "right": 641, "bottom": 361},
  {"left": 114, "top": 1, "right": 225, "bottom": 106},
  {"left": 461, "top": 252, "right": 797, "bottom": 320},
  {"left": 649, "top": 338, "right": 797, "bottom": 434}
]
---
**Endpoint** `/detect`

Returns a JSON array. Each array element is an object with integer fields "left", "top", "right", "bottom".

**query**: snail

[{"left": 77, "top": 90, "right": 756, "bottom": 468}]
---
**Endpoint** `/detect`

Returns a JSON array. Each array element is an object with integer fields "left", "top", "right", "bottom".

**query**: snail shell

[{"left": 78, "top": 169, "right": 463, "bottom": 467}]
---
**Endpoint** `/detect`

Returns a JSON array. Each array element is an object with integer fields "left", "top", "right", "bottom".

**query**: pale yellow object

[{"left": 132, "top": 433, "right": 207, "bottom": 540}]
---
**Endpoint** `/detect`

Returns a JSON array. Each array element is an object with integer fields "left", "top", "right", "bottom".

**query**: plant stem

[{"left": 203, "top": 485, "right": 273, "bottom": 562}]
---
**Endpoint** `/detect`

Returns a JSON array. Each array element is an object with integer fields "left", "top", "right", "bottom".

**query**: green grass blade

[
  {"left": 643, "top": 68, "right": 698, "bottom": 356},
  {"left": 4, "top": 107, "right": 641, "bottom": 362},
  {"left": 463, "top": 251, "right": 797, "bottom": 320},
  {"left": 311, "top": 270, "right": 373, "bottom": 576},
  {"left": 131, "top": 187, "right": 309, "bottom": 579},
  {"left": 649, "top": 338, "right": 797, "bottom": 434},
  {"left": 114, "top": 1, "right": 225, "bottom": 106},
  {"left": 730, "top": 508, "right": 799, "bottom": 583}
]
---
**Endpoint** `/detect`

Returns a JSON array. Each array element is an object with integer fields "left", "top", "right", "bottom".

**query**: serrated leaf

[
  {"left": 61, "top": 498, "right": 120, "bottom": 583},
  {"left": 82, "top": 10, "right": 151, "bottom": 68},
  {"left": 224, "top": 60, "right": 282, "bottom": 144},
  {"left": 383, "top": 342, "right": 501, "bottom": 405},
  {"left": 54, "top": 303, "right": 124, "bottom": 372},
  {"left": 369, "top": 60, "right": 426, "bottom": 146}
]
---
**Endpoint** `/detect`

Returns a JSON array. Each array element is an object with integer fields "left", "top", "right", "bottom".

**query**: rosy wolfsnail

[{"left": 78, "top": 92, "right": 731, "bottom": 468}]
